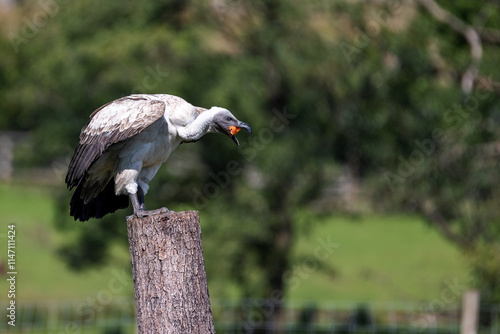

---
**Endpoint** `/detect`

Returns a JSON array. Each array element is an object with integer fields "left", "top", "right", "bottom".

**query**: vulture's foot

[
  {"left": 136, "top": 207, "right": 171, "bottom": 218},
  {"left": 127, "top": 208, "right": 171, "bottom": 220},
  {"left": 130, "top": 192, "right": 171, "bottom": 219}
]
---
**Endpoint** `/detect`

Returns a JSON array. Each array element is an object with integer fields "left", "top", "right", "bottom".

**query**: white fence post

[{"left": 460, "top": 290, "right": 481, "bottom": 334}]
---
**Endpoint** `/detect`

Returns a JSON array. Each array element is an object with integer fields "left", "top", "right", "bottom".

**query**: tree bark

[{"left": 127, "top": 210, "right": 215, "bottom": 334}]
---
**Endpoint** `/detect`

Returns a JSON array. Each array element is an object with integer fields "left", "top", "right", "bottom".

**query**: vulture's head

[{"left": 210, "top": 107, "right": 252, "bottom": 145}]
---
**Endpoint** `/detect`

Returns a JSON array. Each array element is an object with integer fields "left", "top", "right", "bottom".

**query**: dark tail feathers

[{"left": 70, "top": 178, "right": 129, "bottom": 222}]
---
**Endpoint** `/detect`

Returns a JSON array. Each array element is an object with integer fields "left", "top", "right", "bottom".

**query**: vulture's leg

[
  {"left": 130, "top": 192, "right": 145, "bottom": 218},
  {"left": 129, "top": 188, "right": 170, "bottom": 218},
  {"left": 137, "top": 186, "right": 146, "bottom": 210}
]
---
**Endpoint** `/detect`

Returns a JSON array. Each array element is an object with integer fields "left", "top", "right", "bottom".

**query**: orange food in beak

[{"left": 229, "top": 126, "right": 241, "bottom": 136}]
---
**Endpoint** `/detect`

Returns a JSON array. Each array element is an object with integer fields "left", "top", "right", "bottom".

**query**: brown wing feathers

[{"left": 65, "top": 97, "right": 165, "bottom": 189}]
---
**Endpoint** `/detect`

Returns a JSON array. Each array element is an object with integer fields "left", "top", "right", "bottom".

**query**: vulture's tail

[{"left": 70, "top": 178, "right": 129, "bottom": 222}]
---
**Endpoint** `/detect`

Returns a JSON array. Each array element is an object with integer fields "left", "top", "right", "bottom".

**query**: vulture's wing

[{"left": 65, "top": 95, "right": 165, "bottom": 189}]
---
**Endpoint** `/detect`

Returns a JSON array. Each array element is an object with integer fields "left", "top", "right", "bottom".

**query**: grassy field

[
  {"left": 0, "top": 182, "right": 470, "bottom": 303},
  {"left": 0, "top": 183, "right": 135, "bottom": 301},
  {"left": 288, "top": 212, "right": 470, "bottom": 302}
]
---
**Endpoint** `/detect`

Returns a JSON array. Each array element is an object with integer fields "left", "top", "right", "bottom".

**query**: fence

[{"left": 1, "top": 298, "right": 499, "bottom": 334}]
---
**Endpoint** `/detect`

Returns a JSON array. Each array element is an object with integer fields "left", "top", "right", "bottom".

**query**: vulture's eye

[{"left": 226, "top": 117, "right": 232, "bottom": 121}]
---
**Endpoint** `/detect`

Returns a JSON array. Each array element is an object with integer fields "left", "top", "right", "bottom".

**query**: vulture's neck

[{"left": 178, "top": 109, "right": 217, "bottom": 141}]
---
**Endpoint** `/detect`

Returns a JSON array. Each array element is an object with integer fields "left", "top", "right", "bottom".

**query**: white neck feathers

[{"left": 177, "top": 108, "right": 220, "bottom": 141}]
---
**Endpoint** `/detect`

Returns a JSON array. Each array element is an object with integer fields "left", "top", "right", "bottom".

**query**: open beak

[{"left": 230, "top": 121, "right": 252, "bottom": 146}]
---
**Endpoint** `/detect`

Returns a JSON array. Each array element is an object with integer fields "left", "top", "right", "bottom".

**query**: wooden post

[
  {"left": 460, "top": 290, "right": 480, "bottom": 334},
  {"left": 127, "top": 211, "right": 215, "bottom": 334}
]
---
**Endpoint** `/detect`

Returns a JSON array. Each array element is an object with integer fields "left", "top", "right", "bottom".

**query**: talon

[{"left": 135, "top": 208, "right": 170, "bottom": 218}]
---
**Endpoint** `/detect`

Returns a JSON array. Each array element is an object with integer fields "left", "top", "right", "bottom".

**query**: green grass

[
  {"left": 0, "top": 182, "right": 470, "bottom": 303},
  {"left": 288, "top": 212, "right": 471, "bottom": 302},
  {"left": 0, "top": 183, "right": 134, "bottom": 301}
]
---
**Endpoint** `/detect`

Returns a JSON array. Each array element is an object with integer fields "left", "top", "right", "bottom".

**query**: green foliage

[{"left": 468, "top": 242, "right": 500, "bottom": 302}]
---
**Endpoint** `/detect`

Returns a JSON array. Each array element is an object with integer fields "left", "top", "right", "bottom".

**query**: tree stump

[{"left": 127, "top": 211, "right": 215, "bottom": 334}]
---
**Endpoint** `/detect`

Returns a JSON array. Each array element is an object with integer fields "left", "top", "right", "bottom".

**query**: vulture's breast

[{"left": 118, "top": 117, "right": 175, "bottom": 168}]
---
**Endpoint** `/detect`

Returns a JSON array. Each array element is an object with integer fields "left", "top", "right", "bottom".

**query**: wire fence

[{"left": 1, "top": 298, "right": 499, "bottom": 334}]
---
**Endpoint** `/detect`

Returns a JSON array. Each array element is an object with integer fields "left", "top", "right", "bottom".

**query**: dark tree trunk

[{"left": 127, "top": 211, "right": 215, "bottom": 334}]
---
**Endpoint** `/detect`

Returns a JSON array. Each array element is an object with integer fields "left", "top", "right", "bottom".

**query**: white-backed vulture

[{"left": 65, "top": 94, "right": 251, "bottom": 221}]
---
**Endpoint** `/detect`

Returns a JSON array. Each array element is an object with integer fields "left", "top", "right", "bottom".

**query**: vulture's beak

[{"left": 230, "top": 121, "right": 252, "bottom": 146}]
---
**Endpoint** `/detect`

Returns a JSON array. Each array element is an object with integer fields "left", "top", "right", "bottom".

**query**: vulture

[{"left": 65, "top": 94, "right": 251, "bottom": 222}]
